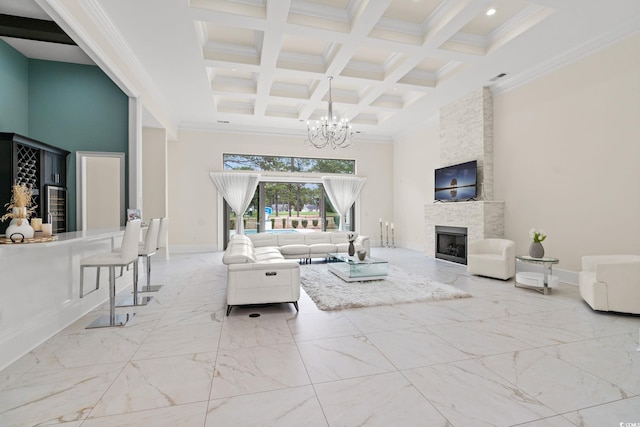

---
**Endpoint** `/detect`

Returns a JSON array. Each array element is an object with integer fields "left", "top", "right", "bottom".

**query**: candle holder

[
  {"left": 391, "top": 228, "right": 395, "bottom": 248},
  {"left": 380, "top": 222, "right": 384, "bottom": 247},
  {"left": 386, "top": 224, "right": 389, "bottom": 247}
]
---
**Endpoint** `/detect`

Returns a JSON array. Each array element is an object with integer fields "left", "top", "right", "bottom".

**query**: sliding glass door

[{"left": 223, "top": 181, "right": 354, "bottom": 247}]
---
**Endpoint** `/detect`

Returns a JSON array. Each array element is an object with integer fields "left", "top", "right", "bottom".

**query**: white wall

[
  {"left": 493, "top": 33, "right": 640, "bottom": 271},
  {"left": 393, "top": 124, "right": 440, "bottom": 251},
  {"left": 142, "top": 127, "right": 168, "bottom": 220},
  {"left": 167, "top": 130, "right": 393, "bottom": 251}
]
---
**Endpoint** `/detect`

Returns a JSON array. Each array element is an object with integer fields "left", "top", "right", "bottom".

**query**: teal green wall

[
  {"left": 0, "top": 41, "right": 29, "bottom": 134},
  {"left": 0, "top": 39, "right": 128, "bottom": 231},
  {"left": 29, "top": 59, "right": 129, "bottom": 230}
]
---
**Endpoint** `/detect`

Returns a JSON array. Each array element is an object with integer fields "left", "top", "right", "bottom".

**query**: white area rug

[{"left": 300, "top": 264, "right": 471, "bottom": 310}]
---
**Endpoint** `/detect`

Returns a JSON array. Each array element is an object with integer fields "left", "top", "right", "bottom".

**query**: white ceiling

[{"left": 3, "top": 0, "right": 640, "bottom": 142}]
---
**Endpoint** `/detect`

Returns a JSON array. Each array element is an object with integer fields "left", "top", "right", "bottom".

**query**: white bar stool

[
  {"left": 119, "top": 218, "right": 160, "bottom": 306},
  {"left": 80, "top": 219, "right": 141, "bottom": 328},
  {"left": 139, "top": 217, "right": 168, "bottom": 293}
]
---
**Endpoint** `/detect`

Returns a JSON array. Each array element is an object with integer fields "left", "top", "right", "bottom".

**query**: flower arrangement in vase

[
  {"left": 347, "top": 232, "right": 356, "bottom": 256},
  {"left": 1, "top": 184, "right": 37, "bottom": 240},
  {"left": 528, "top": 228, "right": 547, "bottom": 258}
]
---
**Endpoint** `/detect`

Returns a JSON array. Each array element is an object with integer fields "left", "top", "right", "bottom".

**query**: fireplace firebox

[{"left": 435, "top": 226, "right": 468, "bottom": 265}]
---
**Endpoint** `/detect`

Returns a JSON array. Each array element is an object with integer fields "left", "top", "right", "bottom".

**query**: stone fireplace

[{"left": 425, "top": 87, "right": 505, "bottom": 257}]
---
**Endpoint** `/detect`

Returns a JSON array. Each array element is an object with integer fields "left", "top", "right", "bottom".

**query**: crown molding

[
  {"left": 492, "top": 16, "right": 640, "bottom": 96},
  {"left": 178, "top": 121, "right": 393, "bottom": 143}
]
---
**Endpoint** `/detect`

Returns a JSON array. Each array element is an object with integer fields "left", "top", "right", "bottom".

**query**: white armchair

[
  {"left": 467, "top": 239, "right": 515, "bottom": 280},
  {"left": 579, "top": 255, "right": 640, "bottom": 314}
]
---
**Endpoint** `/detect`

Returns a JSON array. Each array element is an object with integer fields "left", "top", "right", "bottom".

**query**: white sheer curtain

[
  {"left": 322, "top": 176, "right": 367, "bottom": 232},
  {"left": 209, "top": 172, "right": 260, "bottom": 234}
]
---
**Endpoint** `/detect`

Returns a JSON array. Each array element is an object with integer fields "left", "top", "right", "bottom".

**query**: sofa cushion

[
  {"left": 305, "top": 233, "right": 331, "bottom": 244},
  {"left": 223, "top": 243, "right": 257, "bottom": 264},
  {"left": 249, "top": 233, "right": 279, "bottom": 248},
  {"left": 280, "top": 244, "right": 310, "bottom": 257},
  {"left": 329, "top": 232, "right": 357, "bottom": 244},
  {"left": 277, "top": 233, "right": 306, "bottom": 246},
  {"left": 309, "top": 243, "right": 338, "bottom": 256}
]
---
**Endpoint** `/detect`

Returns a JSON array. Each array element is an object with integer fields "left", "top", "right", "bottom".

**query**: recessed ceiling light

[{"left": 486, "top": 8, "right": 497, "bottom": 16}]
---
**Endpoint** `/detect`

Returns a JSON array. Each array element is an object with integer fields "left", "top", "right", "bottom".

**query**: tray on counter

[{"left": 0, "top": 234, "right": 58, "bottom": 244}]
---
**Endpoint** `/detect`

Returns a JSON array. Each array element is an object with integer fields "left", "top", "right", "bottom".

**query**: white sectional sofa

[
  {"left": 247, "top": 231, "right": 370, "bottom": 263},
  {"left": 222, "top": 234, "right": 301, "bottom": 316}
]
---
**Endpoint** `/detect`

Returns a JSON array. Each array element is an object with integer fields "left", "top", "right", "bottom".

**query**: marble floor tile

[
  {"left": 218, "top": 312, "right": 294, "bottom": 350},
  {"left": 24, "top": 327, "right": 150, "bottom": 372},
  {"left": 563, "top": 395, "right": 640, "bottom": 426},
  {"left": 486, "top": 313, "right": 587, "bottom": 348},
  {"left": 365, "top": 327, "right": 470, "bottom": 370},
  {"left": 478, "top": 348, "right": 629, "bottom": 413},
  {"left": 211, "top": 343, "right": 310, "bottom": 399},
  {"left": 314, "top": 371, "right": 449, "bottom": 427},
  {"left": 206, "top": 385, "right": 327, "bottom": 427},
  {"left": 81, "top": 402, "right": 208, "bottom": 427},
  {"left": 404, "top": 359, "right": 556, "bottom": 426},
  {"left": 428, "top": 319, "right": 533, "bottom": 357},
  {"left": 514, "top": 416, "right": 579, "bottom": 427},
  {"left": 0, "top": 362, "right": 124, "bottom": 427},
  {"left": 132, "top": 322, "right": 222, "bottom": 360},
  {"left": 297, "top": 335, "right": 396, "bottom": 383},
  {"left": 541, "top": 332, "right": 640, "bottom": 395},
  {"left": 155, "top": 302, "right": 226, "bottom": 328},
  {"left": 342, "top": 305, "right": 423, "bottom": 333},
  {"left": 1, "top": 249, "right": 637, "bottom": 427},
  {"left": 89, "top": 352, "right": 216, "bottom": 417},
  {"left": 287, "top": 311, "right": 361, "bottom": 341},
  {"left": 396, "top": 301, "right": 475, "bottom": 326}
]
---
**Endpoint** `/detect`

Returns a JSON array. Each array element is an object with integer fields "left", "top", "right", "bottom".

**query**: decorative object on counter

[
  {"left": 528, "top": 228, "right": 547, "bottom": 258},
  {"left": 0, "top": 234, "right": 57, "bottom": 244},
  {"left": 2, "top": 184, "right": 37, "bottom": 239},
  {"left": 379, "top": 218, "right": 384, "bottom": 247},
  {"left": 357, "top": 249, "right": 367, "bottom": 261},
  {"left": 347, "top": 232, "right": 356, "bottom": 256},
  {"left": 127, "top": 208, "right": 141, "bottom": 221},
  {"left": 41, "top": 223, "right": 52, "bottom": 237},
  {"left": 31, "top": 217, "right": 42, "bottom": 231}
]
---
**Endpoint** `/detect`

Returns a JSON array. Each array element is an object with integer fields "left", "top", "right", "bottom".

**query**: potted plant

[
  {"left": 281, "top": 218, "right": 286, "bottom": 229},
  {"left": 270, "top": 218, "right": 275, "bottom": 229},
  {"left": 312, "top": 219, "right": 318, "bottom": 228},
  {"left": 301, "top": 219, "right": 308, "bottom": 228},
  {"left": 292, "top": 219, "right": 299, "bottom": 228},
  {"left": 2, "top": 184, "right": 37, "bottom": 240}
]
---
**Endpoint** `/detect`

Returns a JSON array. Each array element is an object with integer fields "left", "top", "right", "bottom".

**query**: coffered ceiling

[{"left": 2, "top": 0, "right": 640, "bottom": 142}]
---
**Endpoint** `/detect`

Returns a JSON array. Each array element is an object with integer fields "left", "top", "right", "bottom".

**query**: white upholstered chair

[
  {"left": 467, "top": 238, "right": 516, "bottom": 280},
  {"left": 579, "top": 255, "right": 640, "bottom": 314},
  {"left": 80, "top": 219, "right": 141, "bottom": 328},
  {"left": 136, "top": 218, "right": 161, "bottom": 293}
]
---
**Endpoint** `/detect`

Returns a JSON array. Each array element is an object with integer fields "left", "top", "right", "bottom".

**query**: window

[{"left": 223, "top": 154, "right": 355, "bottom": 174}]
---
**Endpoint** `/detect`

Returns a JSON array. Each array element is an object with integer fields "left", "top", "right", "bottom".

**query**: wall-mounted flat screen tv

[{"left": 434, "top": 160, "right": 477, "bottom": 201}]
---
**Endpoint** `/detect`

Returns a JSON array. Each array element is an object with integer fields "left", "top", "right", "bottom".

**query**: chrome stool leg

[
  {"left": 138, "top": 254, "right": 162, "bottom": 292},
  {"left": 86, "top": 265, "right": 135, "bottom": 329},
  {"left": 118, "top": 259, "right": 152, "bottom": 307}
]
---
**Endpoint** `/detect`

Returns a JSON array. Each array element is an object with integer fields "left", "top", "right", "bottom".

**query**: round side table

[{"left": 515, "top": 255, "right": 559, "bottom": 295}]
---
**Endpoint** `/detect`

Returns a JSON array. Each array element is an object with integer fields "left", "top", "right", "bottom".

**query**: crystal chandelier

[{"left": 306, "top": 76, "right": 354, "bottom": 149}]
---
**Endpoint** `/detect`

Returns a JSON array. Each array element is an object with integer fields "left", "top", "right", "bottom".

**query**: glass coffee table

[{"left": 326, "top": 253, "right": 389, "bottom": 282}]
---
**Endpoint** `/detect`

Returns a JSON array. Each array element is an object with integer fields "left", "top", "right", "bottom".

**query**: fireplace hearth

[{"left": 435, "top": 226, "right": 468, "bottom": 265}]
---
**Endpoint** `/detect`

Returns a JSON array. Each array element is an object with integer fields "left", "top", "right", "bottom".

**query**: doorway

[{"left": 76, "top": 151, "right": 126, "bottom": 230}]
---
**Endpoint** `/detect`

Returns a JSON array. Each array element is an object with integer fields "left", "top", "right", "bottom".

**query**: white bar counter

[{"left": 0, "top": 227, "right": 136, "bottom": 370}]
